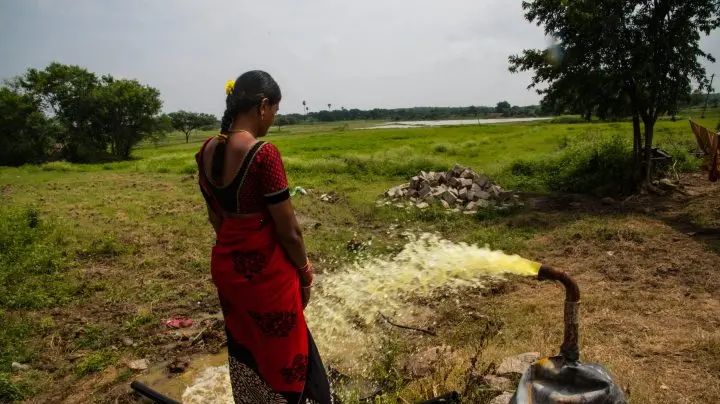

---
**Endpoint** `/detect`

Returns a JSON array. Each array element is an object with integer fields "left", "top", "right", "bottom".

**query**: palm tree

[
  {"left": 327, "top": 103, "right": 332, "bottom": 111},
  {"left": 302, "top": 100, "right": 307, "bottom": 115}
]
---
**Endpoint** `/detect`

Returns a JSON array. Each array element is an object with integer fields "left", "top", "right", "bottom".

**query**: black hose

[{"left": 130, "top": 381, "right": 181, "bottom": 404}]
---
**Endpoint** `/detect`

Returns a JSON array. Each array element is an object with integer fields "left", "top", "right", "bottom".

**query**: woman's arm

[
  {"left": 267, "top": 199, "right": 309, "bottom": 278},
  {"left": 268, "top": 199, "right": 313, "bottom": 308}
]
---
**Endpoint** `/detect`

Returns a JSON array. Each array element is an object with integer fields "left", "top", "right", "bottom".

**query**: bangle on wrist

[
  {"left": 298, "top": 263, "right": 313, "bottom": 276},
  {"left": 297, "top": 259, "right": 311, "bottom": 272}
]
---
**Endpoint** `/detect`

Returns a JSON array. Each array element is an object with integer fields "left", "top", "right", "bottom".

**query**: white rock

[
  {"left": 416, "top": 202, "right": 429, "bottom": 209},
  {"left": 128, "top": 359, "right": 149, "bottom": 370},
  {"left": 11, "top": 362, "right": 30, "bottom": 372}
]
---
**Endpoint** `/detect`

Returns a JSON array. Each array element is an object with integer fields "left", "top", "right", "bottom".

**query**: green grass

[{"left": 0, "top": 108, "right": 718, "bottom": 402}]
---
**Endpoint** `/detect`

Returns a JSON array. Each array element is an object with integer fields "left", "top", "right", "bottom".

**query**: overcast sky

[{"left": 1, "top": 0, "right": 719, "bottom": 115}]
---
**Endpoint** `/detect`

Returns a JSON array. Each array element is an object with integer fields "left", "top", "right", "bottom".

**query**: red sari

[{"left": 196, "top": 138, "right": 326, "bottom": 401}]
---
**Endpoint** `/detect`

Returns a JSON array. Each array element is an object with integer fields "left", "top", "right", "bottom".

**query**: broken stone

[
  {"left": 416, "top": 202, "right": 429, "bottom": 209},
  {"left": 466, "top": 201, "right": 477, "bottom": 211},
  {"left": 122, "top": 337, "right": 135, "bottom": 347},
  {"left": 458, "top": 187, "right": 468, "bottom": 200},
  {"left": 447, "top": 176, "right": 461, "bottom": 188},
  {"left": 474, "top": 174, "right": 489, "bottom": 188},
  {"left": 483, "top": 375, "right": 514, "bottom": 391},
  {"left": 441, "top": 191, "right": 457, "bottom": 204},
  {"left": 167, "top": 358, "right": 189, "bottom": 374},
  {"left": 476, "top": 190, "right": 491, "bottom": 200},
  {"left": 496, "top": 352, "right": 541, "bottom": 376},
  {"left": 418, "top": 184, "right": 432, "bottom": 198},
  {"left": 11, "top": 362, "right": 30, "bottom": 372},
  {"left": 476, "top": 200, "right": 490, "bottom": 209},
  {"left": 489, "top": 391, "right": 514, "bottom": 404},
  {"left": 128, "top": 359, "right": 149, "bottom": 371},
  {"left": 441, "top": 200, "right": 450, "bottom": 209},
  {"left": 463, "top": 210, "right": 478, "bottom": 215},
  {"left": 460, "top": 178, "right": 474, "bottom": 188},
  {"left": 451, "top": 165, "right": 464, "bottom": 177}
]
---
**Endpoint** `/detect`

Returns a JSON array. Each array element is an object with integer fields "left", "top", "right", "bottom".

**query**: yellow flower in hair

[{"left": 225, "top": 80, "right": 235, "bottom": 95}]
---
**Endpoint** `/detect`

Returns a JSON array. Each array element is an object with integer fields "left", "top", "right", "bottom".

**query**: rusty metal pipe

[{"left": 537, "top": 265, "right": 580, "bottom": 363}]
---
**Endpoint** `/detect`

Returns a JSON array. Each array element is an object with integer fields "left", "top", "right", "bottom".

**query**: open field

[{"left": 1, "top": 109, "right": 719, "bottom": 403}]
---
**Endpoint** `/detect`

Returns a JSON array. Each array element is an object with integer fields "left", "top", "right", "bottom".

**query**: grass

[{"left": 0, "top": 108, "right": 719, "bottom": 402}]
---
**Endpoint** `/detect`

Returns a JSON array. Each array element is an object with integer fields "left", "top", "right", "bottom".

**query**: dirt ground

[
  {"left": 24, "top": 173, "right": 719, "bottom": 404},
  {"left": 446, "top": 173, "right": 720, "bottom": 403}
]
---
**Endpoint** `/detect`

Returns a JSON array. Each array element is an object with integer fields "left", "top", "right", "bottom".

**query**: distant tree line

[{"left": 275, "top": 102, "right": 545, "bottom": 126}]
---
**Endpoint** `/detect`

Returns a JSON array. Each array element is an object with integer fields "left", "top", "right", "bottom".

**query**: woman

[{"left": 196, "top": 71, "right": 331, "bottom": 404}]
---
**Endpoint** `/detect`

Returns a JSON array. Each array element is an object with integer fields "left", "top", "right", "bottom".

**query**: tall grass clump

[
  {"left": 506, "top": 134, "right": 636, "bottom": 196},
  {"left": 0, "top": 207, "right": 78, "bottom": 309}
]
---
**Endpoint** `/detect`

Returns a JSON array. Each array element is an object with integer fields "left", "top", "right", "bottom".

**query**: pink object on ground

[{"left": 164, "top": 317, "right": 193, "bottom": 328}]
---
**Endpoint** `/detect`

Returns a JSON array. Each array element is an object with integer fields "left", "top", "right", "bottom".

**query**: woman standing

[{"left": 196, "top": 71, "right": 331, "bottom": 404}]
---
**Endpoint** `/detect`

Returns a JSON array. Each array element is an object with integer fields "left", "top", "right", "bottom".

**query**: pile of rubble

[{"left": 382, "top": 165, "right": 521, "bottom": 214}]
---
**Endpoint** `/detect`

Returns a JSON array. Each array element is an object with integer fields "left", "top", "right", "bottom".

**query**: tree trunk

[
  {"left": 632, "top": 112, "right": 643, "bottom": 185},
  {"left": 185, "top": 131, "right": 191, "bottom": 143},
  {"left": 643, "top": 118, "right": 655, "bottom": 183}
]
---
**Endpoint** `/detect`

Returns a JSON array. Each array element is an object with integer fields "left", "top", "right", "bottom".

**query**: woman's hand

[
  {"left": 300, "top": 285, "right": 311, "bottom": 309},
  {"left": 299, "top": 268, "right": 313, "bottom": 309}
]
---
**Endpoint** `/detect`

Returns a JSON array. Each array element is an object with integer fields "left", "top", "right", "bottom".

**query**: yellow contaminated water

[{"left": 182, "top": 233, "right": 540, "bottom": 402}]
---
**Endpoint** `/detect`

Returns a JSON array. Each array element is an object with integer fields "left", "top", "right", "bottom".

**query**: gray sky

[{"left": 1, "top": 0, "right": 719, "bottom": 115}]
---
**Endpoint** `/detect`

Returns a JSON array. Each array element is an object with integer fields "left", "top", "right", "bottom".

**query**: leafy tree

[
  {"left": 495, "top": 101, "right": 512, "bottom": 115},
  {"left": 0, "top": 87, "right": 56, "bottom": 166},
  {"left": 509, "top": 0, "right": 720, "bottom": 184},
  {"left": 14, "top": 63, "right": 101, "bottom": 161},
  {"left": 168, "top": 110, "right": 217, "bottom": 143},
  {"left": 91, "top": 76, "right": 163, "bottom": 159},
  {"left": 12, "top": 63, "right": 166, "bottom": 161}
]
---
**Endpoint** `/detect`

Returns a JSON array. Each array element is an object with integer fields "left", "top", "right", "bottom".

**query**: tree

[
  {"left": 495, "top": 101, "right": 511, "bottom": 115},
  {"left": 92, "top": 76, "right": 163, "bottom": 159},
  {"left": 0, "top": 87, "right": 56, "bottom": 166},
  {"left": 328, "top": 103, "right": 332, "bottom": 110},
  {"left": 168, "top": 110, "right": 217, "bottom": 143},
  {"left": 510, "top": 0, "right": 720, "bottom": 184},
  {"left": 12, "top": 63, "right": 166, "bottom": 162},
  {"left": 14, "top": 63, "right": 101, "bottom": 161}
]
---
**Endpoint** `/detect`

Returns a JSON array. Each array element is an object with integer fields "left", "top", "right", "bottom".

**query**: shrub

[
  {"left": 506, "top": 134, "right": 636, "bottom": 196},
  {"left": 74, "top": 350, "right": 116, "bottom": 377},
  {"left": 0, "top": 207, "right": 79, "bottom": 309},
  {"left": 0, "top": 372, "right": 26, "bottom": 402}
]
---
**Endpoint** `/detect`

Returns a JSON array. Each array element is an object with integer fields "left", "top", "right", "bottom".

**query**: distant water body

[{"left": 366, "top": 116, "right": 552, "bottom": 129}]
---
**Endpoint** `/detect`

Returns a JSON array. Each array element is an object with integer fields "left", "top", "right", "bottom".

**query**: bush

[
  {"left": 0, "top": 207, "right": 79, "bottom": 309},
  {"left": 74, "top": 350, "right": 116, "bottom": 377},
  {"left": 506, "top": 134, "right": 636, "bottom": 196}
]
